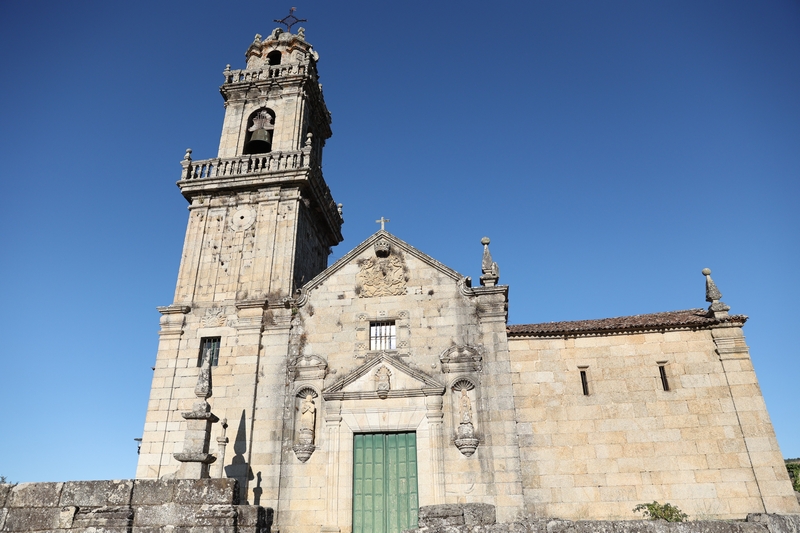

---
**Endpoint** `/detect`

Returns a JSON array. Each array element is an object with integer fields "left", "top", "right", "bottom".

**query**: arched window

[
  {"left": 267, "top": 50, "right": 282, "bottom": 66},
  {"left": 244, "top": 109, "right": 275, "bottom": 154}
]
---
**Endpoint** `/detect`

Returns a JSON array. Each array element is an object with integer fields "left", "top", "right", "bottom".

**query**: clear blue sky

[{"left": 0, "top": 1, "right": 798, "bottom": 482}]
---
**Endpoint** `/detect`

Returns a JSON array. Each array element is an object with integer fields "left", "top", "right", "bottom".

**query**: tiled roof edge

[{"left": 507, "top": 309, "right": 748, "bottom": 338}]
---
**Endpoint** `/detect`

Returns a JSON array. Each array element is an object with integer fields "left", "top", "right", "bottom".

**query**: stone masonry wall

[
  {"left": 406, "top": 504, "right": 800, "bottom": 533},
  {"left": 0, "top": 479, "right": 271, "bottom": 533},
  {"left": 507, "top": 327, "right": 800, "bottom": 520}
]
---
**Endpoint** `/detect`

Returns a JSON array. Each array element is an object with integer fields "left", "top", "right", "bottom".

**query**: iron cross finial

[
  {"left": 274, "top": 7, "right": 307, "bottom": 32},
  {"left": 376, "top": 217, "right": 390, "bottom": 231}
]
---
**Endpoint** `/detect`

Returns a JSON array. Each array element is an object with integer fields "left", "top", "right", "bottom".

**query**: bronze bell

[{"left": 246, "top": 127, "right": 273, "bottom": 154}]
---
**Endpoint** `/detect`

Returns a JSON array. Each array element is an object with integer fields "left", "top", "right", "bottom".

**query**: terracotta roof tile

[{"left": 507, "top": 309, "right": 747, "bottom": 337}]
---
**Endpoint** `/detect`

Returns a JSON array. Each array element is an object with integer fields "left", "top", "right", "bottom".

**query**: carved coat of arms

[{"left": 356, "top": 256, "right": 407, "bottom": 297}]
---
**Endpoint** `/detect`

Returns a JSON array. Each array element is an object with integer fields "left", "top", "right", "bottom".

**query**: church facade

[{"left": 135, "top": 27, "right": 799, "bottom": 533}]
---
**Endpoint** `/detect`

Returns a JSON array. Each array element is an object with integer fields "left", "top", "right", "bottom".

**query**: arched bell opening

[
  {"left": 267, "top": 50, "right": 282, "bottom": 66},
  {"left": 244, "top": 108, "right": 275, "bottom": 155}
]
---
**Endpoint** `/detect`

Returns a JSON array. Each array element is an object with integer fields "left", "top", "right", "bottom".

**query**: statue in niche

[
  {"left": 298, "top": 395, "right": 316, "bottom": 445},
  {"left": 459, "top": 388, "right": 472, "bottom": 424},
  {"left": 375, "top": 366, "right": 392, "bottom": 399},
  {"left": 454, "top": 386, "right": 479, "bottom": 457}
]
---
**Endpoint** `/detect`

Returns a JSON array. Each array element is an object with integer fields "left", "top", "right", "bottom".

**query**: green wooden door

[{"left": 353, "top": 432, "right": 418, "bottom": 533}]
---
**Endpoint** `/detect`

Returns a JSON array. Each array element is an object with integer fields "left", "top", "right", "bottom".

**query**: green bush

[
  {"left": 633, "top": 501, "right": 688, "bottom": 522},
  {"left": 786, "top": 462, "right": 800, "bottom": 492}
]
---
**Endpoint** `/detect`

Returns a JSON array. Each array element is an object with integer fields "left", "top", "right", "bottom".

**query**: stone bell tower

[{"left": 136, "top": 26, "right": 342, "bottom": 482}]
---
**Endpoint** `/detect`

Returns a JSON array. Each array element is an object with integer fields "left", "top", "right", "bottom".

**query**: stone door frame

[{"left": 321, "top": 394, "right": 444, "bottom": 532}]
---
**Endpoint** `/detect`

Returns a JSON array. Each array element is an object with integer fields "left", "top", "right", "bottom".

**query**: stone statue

[
  {"left": 299, "top": 395, "right": 316, "bottom": 439},
  {"left": 459, "top": 388, "right": 472, "bottom": 424}
]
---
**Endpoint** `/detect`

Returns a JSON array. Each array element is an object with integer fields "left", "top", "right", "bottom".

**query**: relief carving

[
  {"left": 356, "top": 255, "right": 407, "bottom": 298},
  {"left": 201, "top": 307, "right": 226, "bottom": 328}
]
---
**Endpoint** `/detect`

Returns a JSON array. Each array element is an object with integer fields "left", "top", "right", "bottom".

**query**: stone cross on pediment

[{"left": 375, "top": 217, "right": 390, "bottom": 230}]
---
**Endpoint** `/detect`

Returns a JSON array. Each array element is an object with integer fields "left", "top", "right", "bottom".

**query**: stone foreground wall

[
  {"left": 0, "top": 479, "right": 271, "bottom": 533},
  {"left": 407, "top": 504, "right": 800, "bottom": 533}
]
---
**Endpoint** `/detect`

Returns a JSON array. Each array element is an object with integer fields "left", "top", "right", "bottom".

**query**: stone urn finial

[{"left": 479, "top": 237, "right": 500, "bottom": 287}]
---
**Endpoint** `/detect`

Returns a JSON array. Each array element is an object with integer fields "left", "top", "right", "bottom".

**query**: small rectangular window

[
  {"left": 659, "top": 364, "right": 670, "bottom": 391},
  {"left": 579, "top": 367, "right": 590, "bottom": 396},
  {"left": 198, "top": 337, "right": 221, "bottom": 366},
  {"left": 369, "top": 321, "right": 396, "bottom": 351}
]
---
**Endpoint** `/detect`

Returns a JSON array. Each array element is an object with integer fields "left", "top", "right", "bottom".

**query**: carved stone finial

[
  {"left": 297, "top": 27, "right": 306, "bottom": 40},
  {"left": 184, "top": 148, "right": 192, "bottom": 161},
  {"left": 305, "top": 131, "right": 313, "bottom": 148},
  {"left": 479, "top": 237, "right": 500, "bottom": 287},
  {"left": 253, "top": 33, "right": 262, "bottom": 44},
  {"left": 702, "top": 268, "right": 730, "bottom": 319}
]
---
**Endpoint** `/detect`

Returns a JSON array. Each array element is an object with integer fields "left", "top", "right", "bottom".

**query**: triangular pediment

[
  {"left": 322, "top": 353, "right": 445, "bottom": 401},
  {"left": 301, "top": 230, "right": 464, "bottom": 295}
]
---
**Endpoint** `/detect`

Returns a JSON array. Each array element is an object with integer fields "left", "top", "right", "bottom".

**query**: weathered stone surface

[
  {"left": 7, "top": 481, "right": 63, "bottom": 507},
  {"left": 0, "top": 483, "right": 12, "bottom": 508},
  {"left": 132, "top": 479, "right": 178, "bottom": 505},
  {"left": 463, "top": 503, "right": 496, "bottom": 526},
  {"left": 236, "top": 504, "right": 273, "bottom": 531},
  {"left": 172, "top": 478, "right": 238, "bottom": 505},
  {"left": 60, "top": 479, "right": 133, "bottom": 506},
  {"left": 71, "top": 505, "right": 133, "bottom": 529},
  {"left": 4, "top": 506, "right": 63, "bottom": 531},
  {"left": 747, "top": 513, "right": 800, "bottom": 533},
  {"left": 407, "top": 517, "right": 800, "bottom": 533},
  {"left": 133, "top": 502, "right": 237, "bottom": 528}
]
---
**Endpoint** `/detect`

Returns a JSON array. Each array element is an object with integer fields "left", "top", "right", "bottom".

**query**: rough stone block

[
  {"left": 71, "top": 505, "right": 134, "bottom": 529},
  {"left": 0, "top": 483, "right": 12, "bottom": 508},
  {"left": 133, "top": 502, "right": 237, "bottom": 528},
  {"left": 236, "top": 504, "right": 273, "bottom": 531},
  {"left": 173, "top": 478, "right": 239, "bottom": 505},
  {"left": 4, "top": 507, "right": 62, "bottom": 531},
  {"left": 60, "top": 479, "right": 133, "bottom": 507},
  {"left": 463, "top": 503, "right": 497, "bottom": 526},
  {"left": 7, "top": 482, "right": 63, "bottom": 508},
  {"left": 132, "top": 479, "right": 177, "bottom": 505},
  {"left": 418, "top": 504, "right": 466, "bottom": 527}
]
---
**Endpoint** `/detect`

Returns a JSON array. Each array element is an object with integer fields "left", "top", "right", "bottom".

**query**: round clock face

[{"left": 230, "top": 207, "right": 256, "bottom": 231}]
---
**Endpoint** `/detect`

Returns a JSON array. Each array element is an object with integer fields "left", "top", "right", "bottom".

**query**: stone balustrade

[
  {"left": 181, "top": 150, "right": 311, "bottom": 181},
  {"left": 179, "top": 151, "right": 342, "bottom": 225},
  {"left": 223, "top": 63, "right": 309, "bottom": 84}
]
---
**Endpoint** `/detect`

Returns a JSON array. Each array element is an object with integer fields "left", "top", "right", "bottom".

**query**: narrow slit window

[
  {"left": 659, "top": 364, "right": 670, "bottom": 391},
  {"left": 198, "top": 337, "right": 221, "bottom": 367},
  {"left": 579, "top": 369, "right": 589, "bottom": 396},
  {"left": 369, "top": 321, "right": 396, "bottom": 351}
]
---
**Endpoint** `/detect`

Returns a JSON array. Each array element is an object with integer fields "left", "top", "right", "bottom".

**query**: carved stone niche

[
  {"left": 288, "top": 354, "right": 328, "bottom": 381},
  {"left": 439, "top": 345, "right": 483, "bottom": 374},
  {"left": 452, "top": 379, "right": 479, "bottom": 457},
  {"left": 292, "top": 387, "right": 318, "bottom": 463}
]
